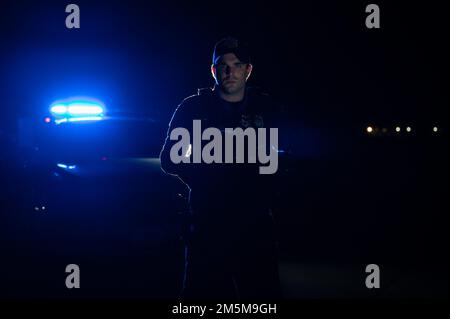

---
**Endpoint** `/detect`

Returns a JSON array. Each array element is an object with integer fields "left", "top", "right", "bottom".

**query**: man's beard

[{"left": 221, "top": 82, "right": 243, "bottom": 95}]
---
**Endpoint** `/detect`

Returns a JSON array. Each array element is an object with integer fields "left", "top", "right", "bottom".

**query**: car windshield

[{"left": 37, "top": 117, "right": 164, "bottom": 163}]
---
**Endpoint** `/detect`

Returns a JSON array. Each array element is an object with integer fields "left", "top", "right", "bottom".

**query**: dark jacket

[{"left": 160, "top": 86, "right": 288, "bottom": 234}]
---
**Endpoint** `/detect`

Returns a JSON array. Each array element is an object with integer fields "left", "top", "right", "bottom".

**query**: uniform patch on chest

[{"left": 240, "top": 114, "right": 264, "bottom": 128}]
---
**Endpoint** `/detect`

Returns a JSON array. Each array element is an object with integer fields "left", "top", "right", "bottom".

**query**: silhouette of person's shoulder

[{"left": 174, "top": 87, "right": 216, "bottom": 119}]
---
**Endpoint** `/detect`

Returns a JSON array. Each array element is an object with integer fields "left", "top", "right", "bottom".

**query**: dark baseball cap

[{"left": 212, "top": 37, "right": 251, "bottom": 64}]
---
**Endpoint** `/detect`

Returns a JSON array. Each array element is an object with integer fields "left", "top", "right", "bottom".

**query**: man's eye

[{"left": 216, "top": 63, "right": 245, "bottom": 71}]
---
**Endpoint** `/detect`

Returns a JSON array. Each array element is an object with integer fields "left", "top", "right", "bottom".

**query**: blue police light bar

[
  {"left": 50, "top": 97, "right": 105, "bottom": 124},
  {"left": 57, "top": 163, "right": 77, "bottom": 170},
  {"left": 50, "top": 104, "right": 68, "bottom": 115}
]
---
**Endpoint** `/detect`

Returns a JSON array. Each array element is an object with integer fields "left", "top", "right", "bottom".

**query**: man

[{"left": 160, "top": 37, "right": 286, "bottom": 299}]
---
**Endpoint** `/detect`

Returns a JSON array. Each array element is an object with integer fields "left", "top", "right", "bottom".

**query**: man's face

[{"left": 212, "top": 53, "right": 252, "bottom": 95}]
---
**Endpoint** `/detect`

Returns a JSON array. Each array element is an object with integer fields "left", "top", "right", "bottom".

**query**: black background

[{"left": 0, "top": 0, "right": 448, "bottom": 302}]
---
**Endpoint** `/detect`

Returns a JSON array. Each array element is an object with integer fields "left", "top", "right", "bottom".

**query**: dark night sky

[{"left": 1, "top": 0, "right": 448, "bottom": 130}]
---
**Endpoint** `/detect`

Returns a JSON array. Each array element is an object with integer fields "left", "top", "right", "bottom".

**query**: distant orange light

[{"left": 366, "top": 126, "right": 374, "bottom": 133}]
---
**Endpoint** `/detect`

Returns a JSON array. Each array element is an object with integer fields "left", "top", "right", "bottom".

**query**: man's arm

[
  {"left": 160, "top": 99, "right": 203, "bottom": 186},
  {"left": 160, "top": 102, "right": 188, "bottom": 176}
]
